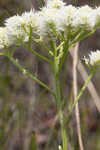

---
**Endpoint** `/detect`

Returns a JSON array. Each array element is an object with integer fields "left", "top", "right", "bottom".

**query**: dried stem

[{"left": 73, "top": 43, "right": 84, "bottom": 150}]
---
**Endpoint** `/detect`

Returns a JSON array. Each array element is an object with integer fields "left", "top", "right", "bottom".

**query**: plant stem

[
  {"left": 28, "top": 47, "right": 52, "bottom": 64},
  {"left": 55, "top": 76, "right": 68, "bottom": 150},
  {"left": 73, "top": 43, "right": 84, "bottom": 150},
  {"left": 69, "top": 30, "right": 96, "bottom": 50},
  {"left": 27, "top": 28, "right": 52, "bottom": 64},
  {"left": 58, "top": 40, "right": 69, "bottom": 74},
  {"left": 65, "top": 70, "right": 96, "bottom": 124},
  {"left": 6, "top": 54, "right": 56, "bottom": 97},
  {"left": 53, "top": 41, "right": 68, "bottom": 150}
]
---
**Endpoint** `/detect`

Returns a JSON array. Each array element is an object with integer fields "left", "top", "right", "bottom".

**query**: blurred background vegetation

[{"left": 0, "top": 0, "right": 100, "bottom": 150}]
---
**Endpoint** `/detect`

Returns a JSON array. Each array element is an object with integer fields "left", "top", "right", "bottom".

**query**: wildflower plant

[{"left": 1, "top": 0, "right": 100, "bottom": 149}]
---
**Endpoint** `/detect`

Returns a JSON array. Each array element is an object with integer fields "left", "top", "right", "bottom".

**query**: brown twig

[
  {"left": 70, "top": 44, "right": 100, "bottom": 112},
  {"left": 72, "top": 43, "right": 84, "bottom": 150}
]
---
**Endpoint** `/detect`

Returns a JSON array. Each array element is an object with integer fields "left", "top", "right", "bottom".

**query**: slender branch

[
  {"left": 6, "top": 54, "right": 56, "bottom": 97},
  {"left": 65, "top": 70, "right": 96, "bottom": 124},
  {"left": 26, "top": 32, "right": 52, "bottom": 64},
  {"left": 73, "top": 43, "right": 84, "bottom": 150},
  {"left": 77, "top": 61, "right": 100, "bottom": 112},
  {"left": 58, "top": 40, "right": 69, "bottom": 74},
  {"left": 28, "top": 47, "right": 53, "bottom": 64},
  {"left": 69, "top": 30, "right": 96, "bottom": 50},
  {"left": 31, "top": 37, "right": 51, "bottom": 53},
  {"left": 40, "top": 41, "right": 52, "bottom": 53}
]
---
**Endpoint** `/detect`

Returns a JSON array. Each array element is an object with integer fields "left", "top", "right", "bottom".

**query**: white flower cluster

[
  {"left": 46, "top": 0, "right": 66, "bottom": 9},
  {"left": 84, "top": 50, "right": 100, "bottom": 66},
  {"left": 0, "top": 27, "right": 10, "bottom": 49},
  {"left": 72, "top": 5, "right": 93, "bottom": 29},
  {"left": 0, "top": 0, "right": 100, "bottom": 49},
  {"left": 5, "top": 15, "right": 29, "bottom": 45},
  {"left": 5, "top": 10, "right": 39, "bottom": 45}
]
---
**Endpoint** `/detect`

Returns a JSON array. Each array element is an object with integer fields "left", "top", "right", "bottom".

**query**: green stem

[
  {"left": 6, "top": 54, "right": 56, "bottom": 97},
  {"left": 58, "top": 40, "right": 69, "bottom": 74},
  {"left": 55, "top": 77, "right": 68, "bottom": 150},
  {"left": 69, "top": 30, "right": 96, "bottom": 50},
  {"left": 27, "top": 28, "right": 52, "bottom": 64},
  {"left": 40, "top": 41, "right": 51, "bottom": 53},
  {"left": 65, "top": 70, "right": 96, "bottom": 124},
  {"left": 28, "top": 47, "right": 52, "bottom": 64},
  {"left": 32, "top": 37, "right": 51, "bottom": 53},
  {"left": 53, "top": 41, "right": 68, "bottom": 150}
]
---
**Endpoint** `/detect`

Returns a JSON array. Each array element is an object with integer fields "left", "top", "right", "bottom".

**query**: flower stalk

[
  {"left": 28, "top": 46, "right": 53, "bottom": 64},
  {"left": 65, "top": 70, "right": 96, "bottom": 124},
  {"left": 55, "top": 75, "right": 68, "bottom": 150},
  {"left": 6, "top": 53, "right": 56, "bottom": 97},
  {"left": 53, "top": 41, "right": 68, "bottom": 150}
]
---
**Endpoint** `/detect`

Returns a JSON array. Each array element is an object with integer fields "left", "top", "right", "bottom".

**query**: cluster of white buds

[
  {"left": 5, "top": 10, "right": 39, "bottom": 45},
  {"left": 5, "top": 15, "right": 29, "bottom": 45},
  {"left": 0, "top": 0, "right": 100, "bottom": 49},
  {"left": 84, "top": 50, "right": 100, "bottom": 67},
  {"left": 0, "top": 27, "right": 10, "bottom": 49}
]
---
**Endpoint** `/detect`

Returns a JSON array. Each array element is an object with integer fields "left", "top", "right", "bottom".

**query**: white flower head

[
  {"left": 38, "top": 8, "right": 59, "bottom": 37},
  {"left": 5, "top": 15, "right": 29, "bottom": 45},
  {"left": 56, "top": 5, "right": 77, "bottom": 32},
  {"left": 84, "top": 50, "right": 100, "bottom": 66},
  {"left": 22, "top": 10, "right": 39, "bottom": 34},
  {"left": 38, "top": 5, "right": 77, "bottom": 37},
  {"left": 46, "top": 0, "right": 66, "bottom": 9},
  {"left": 0, "top": 27, "right": 10, "bottom": 49},
  {"left": 72, "top": 5, "right": 93, "bottom": 29},
  {"left": 88, "top": 7, "right": 100, "bottom": 29}
]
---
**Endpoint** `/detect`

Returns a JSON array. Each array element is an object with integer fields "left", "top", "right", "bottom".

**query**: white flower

[
  {"left": 38, "top": 5, "right": 77, "bottom": 37},
  {"left": 22, "top": 10, "right": 39, "bottom": 34},
  {"left": 72, "top": 5, "right": 93, "bottom": 29},
  {"left": 4, "top": 3, "right": 100, "bottom": 44},
  {"left": 85, "top": 50, "right": 100, "bottom": 66},
  {"left": 56, "top": 5, "right": 77, "bottom": 32},
  {"left": 38, "top": 8, "right": 59, "bottom": 37},
  {"left": 46, "top": 0, "right": 66, "bottom": 9},
  {"left": 88, "top": 7, "right": 100, "bottom": 29},
  {"left": 0, "top": 27, "right": 10, "bottom": 49},
  {"left": 5, "top": 15, "right": 29, "bottom": 45}
]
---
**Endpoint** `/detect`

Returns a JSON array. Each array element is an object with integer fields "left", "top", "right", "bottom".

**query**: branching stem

[
  {"left": 65, "top": 70, "right": 96, "bottom": 124},
  {"left": 6, "top": 54, "right": 56, "bottom": 97}
]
